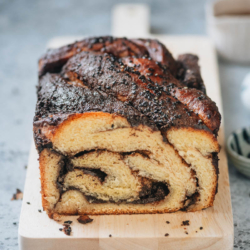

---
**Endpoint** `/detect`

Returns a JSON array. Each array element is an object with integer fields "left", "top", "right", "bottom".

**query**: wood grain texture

[{"left": 18, "top": 35, "right": 233, "bottom": 250}]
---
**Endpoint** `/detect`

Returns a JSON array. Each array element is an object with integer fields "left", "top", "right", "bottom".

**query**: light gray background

[{"left": 0, "top": 0, "right": 249, "bottom": 249}]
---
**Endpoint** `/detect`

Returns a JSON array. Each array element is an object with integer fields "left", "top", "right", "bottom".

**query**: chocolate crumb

[
  {"left": 11, "top": 189, "right": 23, "bottom": 201},
  {"left": 27, "top": 202, "right": 30, "bottom": 205},
  {"left": 181, "top": 220, "right": 190, "bottom": 226},
  {"left": 109, "top": 234, "right": 112, "bottom": 237},
  {"left": 38, "top": 210, "right": 42, "bottom": 213},
  {"left": 63, "top": 224, "right": 72, "bottom": 236},
  {"left": 59, "top": 228, "right": 63, "bottom": 231},
  {"left": 200, "top": 227, "right": 203, "bottom": 230},
  {"left": 166, "top": 221, "right": 170, "bottom": 224},
  {"left": 164, "top": 233, "right": 169, "bottom": 237},
  {"left": 13, "top": 222, "right": 17, "bottom": 225},
  {"left": 196, "top": 231, "right": 198, "bottom": 233},
  {"left": 64, "top": 220, "right": 72, "bottom": 224},
  {"left": 77, "top": 215, "right": 93, "bottom": 224},
  {"left": 185, "top": 231, "right": 188, "bottom": 235}
]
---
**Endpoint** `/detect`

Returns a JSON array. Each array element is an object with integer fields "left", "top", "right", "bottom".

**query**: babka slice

[{"left": 34, "top": 36, "right": 221, "bottom": 218}]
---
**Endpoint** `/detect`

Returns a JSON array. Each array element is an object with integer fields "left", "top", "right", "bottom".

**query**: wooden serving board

[{"left": 18, "top": 5, "right": 234, "bottom": 250}]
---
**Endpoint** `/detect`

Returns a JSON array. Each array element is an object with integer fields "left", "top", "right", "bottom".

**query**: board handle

[{"left": 112, "top": 4, "right": 150, "bottom": 38}]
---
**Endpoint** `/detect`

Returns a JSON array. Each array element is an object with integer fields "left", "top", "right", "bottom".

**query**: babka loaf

[{"left": 34, "top": 36, "right": 221, "bottom": 218}]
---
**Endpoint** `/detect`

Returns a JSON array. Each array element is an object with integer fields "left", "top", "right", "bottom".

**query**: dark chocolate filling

[
  {"left": 75, "top": 168, "right": 107, "bottom": 183},
  {"left": 55, "top": 151, "right": 170, "bottom": 205},
  {"left": 84, "top": 182, "right": 169, "bottom": 204},
  {"left": 181, "top": 192, "right": 200, "bottom": 211},
  {"left": 74, "top": 150, "right": 96, "bottom": 158},
  {"left": 131, "top": 182, "right": 169, "bottom": 204}
]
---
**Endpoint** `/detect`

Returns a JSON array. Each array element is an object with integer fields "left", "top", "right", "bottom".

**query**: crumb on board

[
  {"left": 64, "top": 220, "right": 72, "bottom": 225},
  {"left": 77, "top": 215, "right": 93, "bottom": 224},
  {"left": 62, "top": 224, "right": 72, "bottom": 236},
  {"left": 164, "top": 233, "right": 169, "bottom": 237},
  {"left": 109, "top": 234, "right": 112, "bottom": 237},
  {"left": 166, "top": 221, "right": 170, "bottom": 224},
  {"left": 200, "top": 227, "right": 203, "bottom": 230},
  {"left": 11, "top": 189, "right": 23, "bottom": 201}
]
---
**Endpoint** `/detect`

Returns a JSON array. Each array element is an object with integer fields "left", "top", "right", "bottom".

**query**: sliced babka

[{"left": 34, "top": 36, "right": 221, "bottom": 218}]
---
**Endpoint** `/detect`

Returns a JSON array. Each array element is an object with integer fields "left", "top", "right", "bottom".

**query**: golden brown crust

[
  {"left": 39, "top": 151, "right": 47, "bottom": 211},
  {"left": 131, "top": 38, "right": 178, "bottom": 76},
  {"left": 40, "top": 150, "right": 55, "bottom": 212},
  {"left": 169, "top": 87, "right": 221, "bottom": 134}
]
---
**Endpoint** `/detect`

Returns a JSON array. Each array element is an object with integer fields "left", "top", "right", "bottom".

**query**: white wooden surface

[{"left": 18, "top": 4, "right": 234, "bottom": 250}]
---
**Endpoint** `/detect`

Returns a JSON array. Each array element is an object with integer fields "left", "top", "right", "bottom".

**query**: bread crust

[
  {"left": 176, "top": 53, "right": 206, "bottom": 93},
  {"left": 166, "top": 126, "right": 219, "bottom": 210}
]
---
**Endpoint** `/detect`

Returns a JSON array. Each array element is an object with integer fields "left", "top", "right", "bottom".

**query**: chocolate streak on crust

[
  {"left": 131, "top": 39, "right": 206, "bottom": 96},
  {"left": 176, "top": 54, "right": 206, "bottom": 94},
  {"left": 62, "top": 51, "right": 217, "bottom": 133},
  {"left": 131, "top": 38, "right": 179, "bottom": 76},
  {"left": 121, "top": 56, "right": 220, "bottom": 134},
  {"left": 168, "top": 86, "right": 220, "bottom": 134}
]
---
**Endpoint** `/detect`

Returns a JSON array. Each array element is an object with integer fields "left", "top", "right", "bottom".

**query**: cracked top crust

[{"left": 35, "top": 36, "right": 221, "bottom": 151}]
